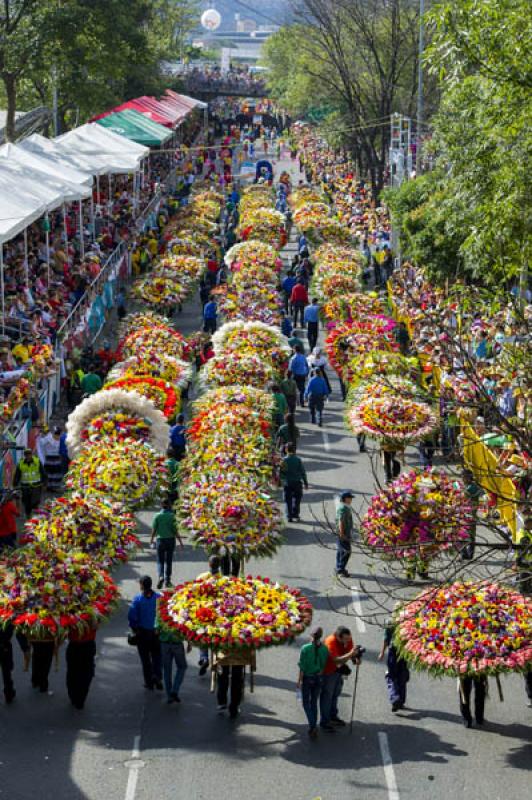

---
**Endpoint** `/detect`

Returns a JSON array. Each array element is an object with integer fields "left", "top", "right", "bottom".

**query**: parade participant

[
  {"left": 459, "top": 675, "right": 488, "bottom": 728},
  {"left": 288, "top": 345, "right": 309, "bottom": 407},
  {"left": 304, "top": 369, "right": 330, "bottom": 427},
  {"left": 335, "top": 491, "right": 354, "bottom": 578},
  {"left": 290, "top": 280, "right": 309, "bottom": 328},
  {"left": 66, "top": 626, "right": 97, "bottom": 710},
  {"left": 280, "top": 370, "right": 298, "bottom": 414},
  {"left": 196, "top": 555, "right": 223, "bottom": 676},
  {"left": 287, "top": 331, "right": 305, "bottom": 353},
  {"left": 128, "top": 576, "right": 163, "bottom": 690},
  {"left": 150, "top": 499, "right": 184, "bottom": 589},
  {"left": 280, "top": 444, "right": 309, "bottom": 523},
  {"left": 13, "top": 448, "right": 46, "bottom": 518},
  {"left": 281, "top": 314, "right": 293, "bottom": 338},
  {"left": 272, "top": 383, "right": 288, "bottom": 428},
  {"left": 36, "top": 425, "right": 64, "bottom": 492},
  {"left": 0, "top": 623, "right": 16, "bottom": 704},
  {"left": 203, "top": 296, "right": 218, "bottom": 334},
  {"left": 166, "top": 447, "right": 180, "bottom": 505},
  {"left": 276, "top": 412, "right": 300, "bottom": 454},
  {"left": 80, "top": 365, "right": 103, "bottom": 396},
  {"left": 282, "top": 271, "right": 297, "bottom": 315},
  {"left": 169, "top": 413, "right": 187, "bottom": 461},
  {"left": 304, "top": 298, "right": 320, "bottom": 351},
  {"left": 378, "top": 614, "right": 410, "bottom": 712},
  {"left": 307, "top": 347, "right": 331, "bottom": 393},
  {"left": 30, "top": 637, "right": 57, "bottom": 694},
  {"left": 0, "top": 489, "right": 20, "bottom": 551},
  {"left": 297, "top": 626, "right": 329, "bottom": 738},
  {"left": 320, "top": 626, "right": 361, "bottom": 731},
  {"left": 159, "top": 626, "right": 189, "bottom": 705}
]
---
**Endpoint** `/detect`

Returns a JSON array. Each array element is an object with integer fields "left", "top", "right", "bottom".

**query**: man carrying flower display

[
  {"left": 281, "top": 444, "right": 309, "bottom": 523},
  {"left": 335, "top": 492, "right": 354, "bottom": 578},
  {"left": 459, "top": 675, "right": 488, "bottom": 728},
  {"left": 150, "top": 500, "right": 184, "bottom": 590}
]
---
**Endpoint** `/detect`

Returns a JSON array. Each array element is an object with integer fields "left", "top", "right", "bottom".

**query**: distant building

[{"left": 235, "top": 14, "right": 257, "bottom": 33}]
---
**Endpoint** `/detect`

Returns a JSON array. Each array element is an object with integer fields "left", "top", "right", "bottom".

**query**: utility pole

[{"left": 416, "top": 0, "right": 425, "bottom": 175}]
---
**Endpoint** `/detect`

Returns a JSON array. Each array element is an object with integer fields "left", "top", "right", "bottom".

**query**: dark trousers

[
  {"left": 386, "top": 647, "right": 409, "bottom": 706},
  {"left": 0, "top": 637, "right": 15, "bottom": 701},
  {"left": 283, "top": 291, "right": 292, "bottom": 315},
  {"left": 307, "top": 321, "right": 318, "bottom": 351},
  {"left": 301, "top": 673, "right": 322, "bottom": 730},
  {"left": 31, "top": 641, "right": 55, "bottom": 692},
  {"left": 461, "top": 522, "right": 477, "bottom": 560},
  {"left": 66, "top": 640, "right": 96, "bottom": 709},
  {"left": 21, "top": 486, "right": 42, "bottom": 517},
  {"left": 459, "top": 676, "right": 487, "bottom": 724},
  {"left": 284, "top": 482, "right": 303, "bottom": 520},
  {"left": 0, "top": 534, "right": 16, "bottom": 552},
  {"left": 308, "top": 395, "right": 325, "bottom": 424},
  {"left": 357, "top": 434, "right": 367, "bottom": 452},
  {"left": 157, "top": 538, "right": 175, "bottom": 581},
  {"left": 294, "top": 375, "right": 306, "bottom": 406},
  {"left": 336, "top": 539, "right": 351, "bottom": 574},
  {"left": 136, "top": 629, "right": 162, "bottom": 688},
  {"left": 203, "top": 318, "right": 217, "bottom": 334},
  {"left": 217, "top": 665, "right": 244, "bottom": 715},
  {"left": 383, "top": 451, "right": 400, "bottom": 482},
  {"left": 418, "top": 440, "right": 435, "bottom": 468},
  {"left": 293, "top": 302, "right": 305, "bottom": 327},
  {"left": 221, "top": 552, "right": 241, "bottom": 577}
]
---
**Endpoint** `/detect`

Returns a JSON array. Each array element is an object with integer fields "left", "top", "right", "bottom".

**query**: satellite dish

[{"left": 201, "top": 9, "right": 222, "bottom": 31}]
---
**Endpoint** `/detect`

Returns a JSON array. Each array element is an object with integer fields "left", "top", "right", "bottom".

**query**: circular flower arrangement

[
  {"left": 325, "top": 322, "right": 398, "bottom": 376},
  {"left": 0, "top": 544, "right": 119, "bottom": 638},
  {"left": 107, "top": 353, "right": 192, "bottom": 389},
  {"left": 157, "top": 254, "right": 204, "bottom": 283},
  {"left": 290, "top": 187, "right": 324, "bottom": 209},
  {"left": 237, "top": 208, "right": 286, "bottom": 247},
  {"left": 224, "top": 240, "right": 279, "bottom": 272},
  {"left": 212, "top": 321, "right": 291, "bottom": 372},
  {"left": 104, "top": 375, "right": 180, "bottom": 420},
  {"left": 66, "top": 439, "right": 168, "bottom": 508},
  {"left": 322, "top": 292, "right": 384, "bottom": 323},
  {"left": 394, "top": 581, "right": 532, "bottom": 676},
  {"left": 347, "top": 396, "right": 438, "bottom": 445},
  {"left": 118, "top": 311, "right": 170, "bottom": 339},
  {"left": 66, "top": 389, "right": 169, "bottom": 455},
  {"left": 131, "top": 273, "right": 188, "bottom": 307},
  {"left": 201, "top": 351, "right": 276, "bottom": 389},
  {"left": 218, "top": 286, "right": 283, "bottom": 327},
  {"left": 179, "top": 475, "right": 282, "bottom": 558},
  {"left": 361, "top": 469, "right": 472, "bottom": 561},
  {"left": 24, "top": 494, "right": 140, "bottom": 567},
  {"left": 157, "top": 575, "right": 312, "bottom": 650},
  {"left": 120, "top": 325, "right": 189, "bottom": 361},
  {"left": 293, "top": 202, "right": 332, "bottom": 232}
]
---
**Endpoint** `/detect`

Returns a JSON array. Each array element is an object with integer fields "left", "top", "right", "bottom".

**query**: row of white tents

[{"left": 0, "top": 123, "right": 150, "bottom": 246}]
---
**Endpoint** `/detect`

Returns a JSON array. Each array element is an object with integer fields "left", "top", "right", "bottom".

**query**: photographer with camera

[
  {"left": 320, "top": 626, "right": 363, "bottom": 731},
  {"left": 0, "top": 489, "right": 21, "bottom": 552}
]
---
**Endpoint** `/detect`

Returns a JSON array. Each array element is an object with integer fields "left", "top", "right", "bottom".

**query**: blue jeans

[
  {"left": 336, "top": 539, "right": 351, "bottom": 573},
  {"left": 157, "top": 538, "right": 175, "bottom": 581},
  {"left": 301, "top": 674, "right": 322, "bottom": 729},
  {"left": 161, "top": 641, "right": 187, "bottom": 699},
  {"left": 320, "top": 672, "right": 342, "bottom": 725}
]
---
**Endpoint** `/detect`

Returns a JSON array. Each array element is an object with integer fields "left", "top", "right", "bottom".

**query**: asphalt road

[{"left": 0, "top": 150, "right": 530, "bottom": 800}]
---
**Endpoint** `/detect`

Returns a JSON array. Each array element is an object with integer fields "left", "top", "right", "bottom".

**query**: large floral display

[
  {"left": 347, "top": 396, "right": 439, "bottom": 445},
  {"left": 104, "top": 375, "right": 180, "bottom": 420},
  {"left": 394, "top": 581, "right": 532, "bottom": 676},
  {"left": 157, "top": 575, "right": 312, "bottom": 650}
]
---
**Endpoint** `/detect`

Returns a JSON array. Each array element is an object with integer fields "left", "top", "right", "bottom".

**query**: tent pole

[
  {"left": 79, "top": 199, "right": 84, "bottom": 259},
  {"left": 63, "top": 204, "right": 69, "bottom": 258},
  {"left": 90, "top": 194, "right": 95, "bottom": 241},
  {"left": 45, "top": 213, "right": 51, "bottom": 287},
  {"left": 23, "top": 227, "right": 29, "bottom": 285},
  {"left": 1, "top": 244, "right": 4, "bottom": 335}
]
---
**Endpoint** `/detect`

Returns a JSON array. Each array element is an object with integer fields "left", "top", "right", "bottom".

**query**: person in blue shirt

[
  {"left": 169, "top": 413, "right": 187, "bottom": 460},
  {"left": 128, "top": 576, "right": 162, "bottom": 690},
  {"left": 203, "top": 297, "right": 217, "bottom": 334},
  {"left": 303, "top": 298, "right": 320, "bottom": 350},
  {"left": 304, "top": 369, "right": 330, "bottom": 426},
  {"left": 281, "top": 315, "right": 293, "bottom": 337},
  {"left": 282, "top": 271, "right": 297, "bottom": 315},
  {"left": 229, "top": 187, "right": 240, "bottom": 206},
  {"left": 289, "top": 345, "right": 309, "bottom": 407}
]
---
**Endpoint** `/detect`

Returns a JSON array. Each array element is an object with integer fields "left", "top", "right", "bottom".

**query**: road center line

[
  {"left": 378, "top": 732, "right": 400, "bottom": 800},
  {"left": 350, "top": 586, "right": 367, "bottom": 633},
  {"left": 124, "top": 734, "right": 142, "bottom": 800},
  {"left": 321, "top": 430, "right": 331, "bottom": 451}
]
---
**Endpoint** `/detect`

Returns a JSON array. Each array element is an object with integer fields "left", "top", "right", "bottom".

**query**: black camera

[
  {"left": 354, "top": 645, "right": 366, "bottom": 657},
  {"left": 336, "top": 664, "right": 352, "bottom": 676}
]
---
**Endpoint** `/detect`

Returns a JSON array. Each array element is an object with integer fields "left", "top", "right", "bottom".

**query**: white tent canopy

[
  {"left": 0, "top": 143, "right": 92, "bottom": 203},
  {"left": 9, "top": 140, "right": 93, "bottom": 187},
  {"left": 55, "top": 123, "right": 148, "bottom": 174},
  {"left": 19, "top": 133, "right": 102, "bottom": 179}
]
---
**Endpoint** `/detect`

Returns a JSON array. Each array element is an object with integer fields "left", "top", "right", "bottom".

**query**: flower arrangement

[
  {"left": 0, "top": 378, "right": 30, "bottom": 425},
  {"left": 65, "top": 388, "right": 169, "bottom": 455},
  {"left": 217, "top": 285, "right": 283, "bottom": 327},
  {"left": 157, "top": 574, "right": 312, "bottom": 650},
  {"left": 293, "top": 203, "right": 332, "bottom": 232},
  {"left": 0, "top": 544, "right": 119, "bottom": 638},
  {"left": 322, "top": 292, "right": 384, "bottom": 323},
  {"left": 394, "top": 581, "right": 532, "bottom": 676},
  {"left": 66, "top": 438, "right": 168, "bottom": 508},
  {"left": 107, "top": 353, "right": 192, "bottom": 389},
  {"left": 361, "top": 469, "right": 472, "bottom": 561},
  {"left": 157, "top": 254, "right": 204, "bottom": 283},
  {"left": 347, "top": 351, "right": 420, "bottom": 384},
  {"left": 290, "top": 187, "right": 324, "bottom": 210},
  {"left": 28, "top": 344, "right": 57, "bottom": 380},
  {"left": 212, "top": 321, "right": 291, "bottom": 372},
  {"left": 201, "top": 351, "right": 276, "bottom": 389},
  {"left": 131, "top": 273, "right": 189, "bottom": 307},
  {"left": 325, "top": 322, "right": 398, "bottom": 376},
  {"left": 237, "top": 208, "right": 286, "bottom": 247},
  {"left": 104, "top": 375, "right": 180, "bottom": 420},
  {"left": 120, "top": 325, "right": 190, "bottom": 361},
  {"left": 179, "top": 474, "right": 282, "bottom": 558},
  {"left": 23, "top": 494, "right": 140, "bottom": 567},
  {"left": 347, "top": 396, "right": 439, "bottom": 444},
  {"left": 224, "top": 240, "right": 280, "bottom": 272},
  {"left": 118, "top": 311, "right": 170, "bottom": 339}
]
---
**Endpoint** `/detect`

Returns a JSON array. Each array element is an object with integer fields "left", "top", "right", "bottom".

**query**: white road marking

[
  {"left": 350, "top": 586, "right": 367, "bottom": 633},
  {"left": 322, "top": 430, "right": 331, "bottom": 451},
  {"left": 378, "top": 732, "right": 400, "bottom": 800},
  {"left": 124, "top": 734, "right": 142, "bottom": 800}
]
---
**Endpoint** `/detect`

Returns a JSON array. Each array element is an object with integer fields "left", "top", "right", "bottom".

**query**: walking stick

[{"left": 349, "top": 663, "right": 361, "bottom": 734}]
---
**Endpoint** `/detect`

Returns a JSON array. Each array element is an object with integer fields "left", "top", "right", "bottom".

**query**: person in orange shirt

[{"left": 320, "top": 626, "right": 361, "bottom": 731}]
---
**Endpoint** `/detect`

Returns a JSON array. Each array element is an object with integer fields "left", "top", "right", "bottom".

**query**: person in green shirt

[
  {"left": 280, "top": 370, "right": 298, "bottom": 414},
  {"left": 156, "top": 625, "right": 190, "bottom": 704},
  {"left": 280, "top": 444, "right": 309, "bottom": 522},
  {"left": 166, "top": 447, "right": 180, "bottom": 504},
  {"left": 272, "top": 384, "right": 288, "bottom": 428},
  {"left": 150, "top": 500, "right": 184, "bottom": 589},
  {"left": 335, "top": 491, "right": 354, "bottom": 577},
  {"left": 276, "top": 412, "right": 300, "bottom": 454},
  {"left": 80, "top": 367, "right": 102, "bottom": 395},
  {"left": 288, "top": 334, "right": 305, "bottom": 352},
  {"left": 297, "top": 626, "right": 329, "bottom": 738}
]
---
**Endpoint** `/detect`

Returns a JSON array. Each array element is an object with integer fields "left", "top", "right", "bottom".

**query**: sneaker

[
  {"left": 330, "top": 717, "right": 346, "bottom": 727},
  {"left": 166, "top": 696, "right": 175, "bottom": 704},
  {"left": 157, "top": 578, "right": 164, "bottom": 590},
  {"left": 320, "top": 723, "right": 336, "bottom": 732},
  {"left": 391, "top": 701, "right": 401, "bottom": 712},
  {"left": 165, "top": 580, "right": 173, "bottom": 588},
  {"left": 217, "top": 704, "right": 227, "bottom": 713},
  {"left": 199, "top": 662, "right": 209, "bottom": 677},
  {"left": 171, "top": 693, "right": 181, "bottom": 703}
]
